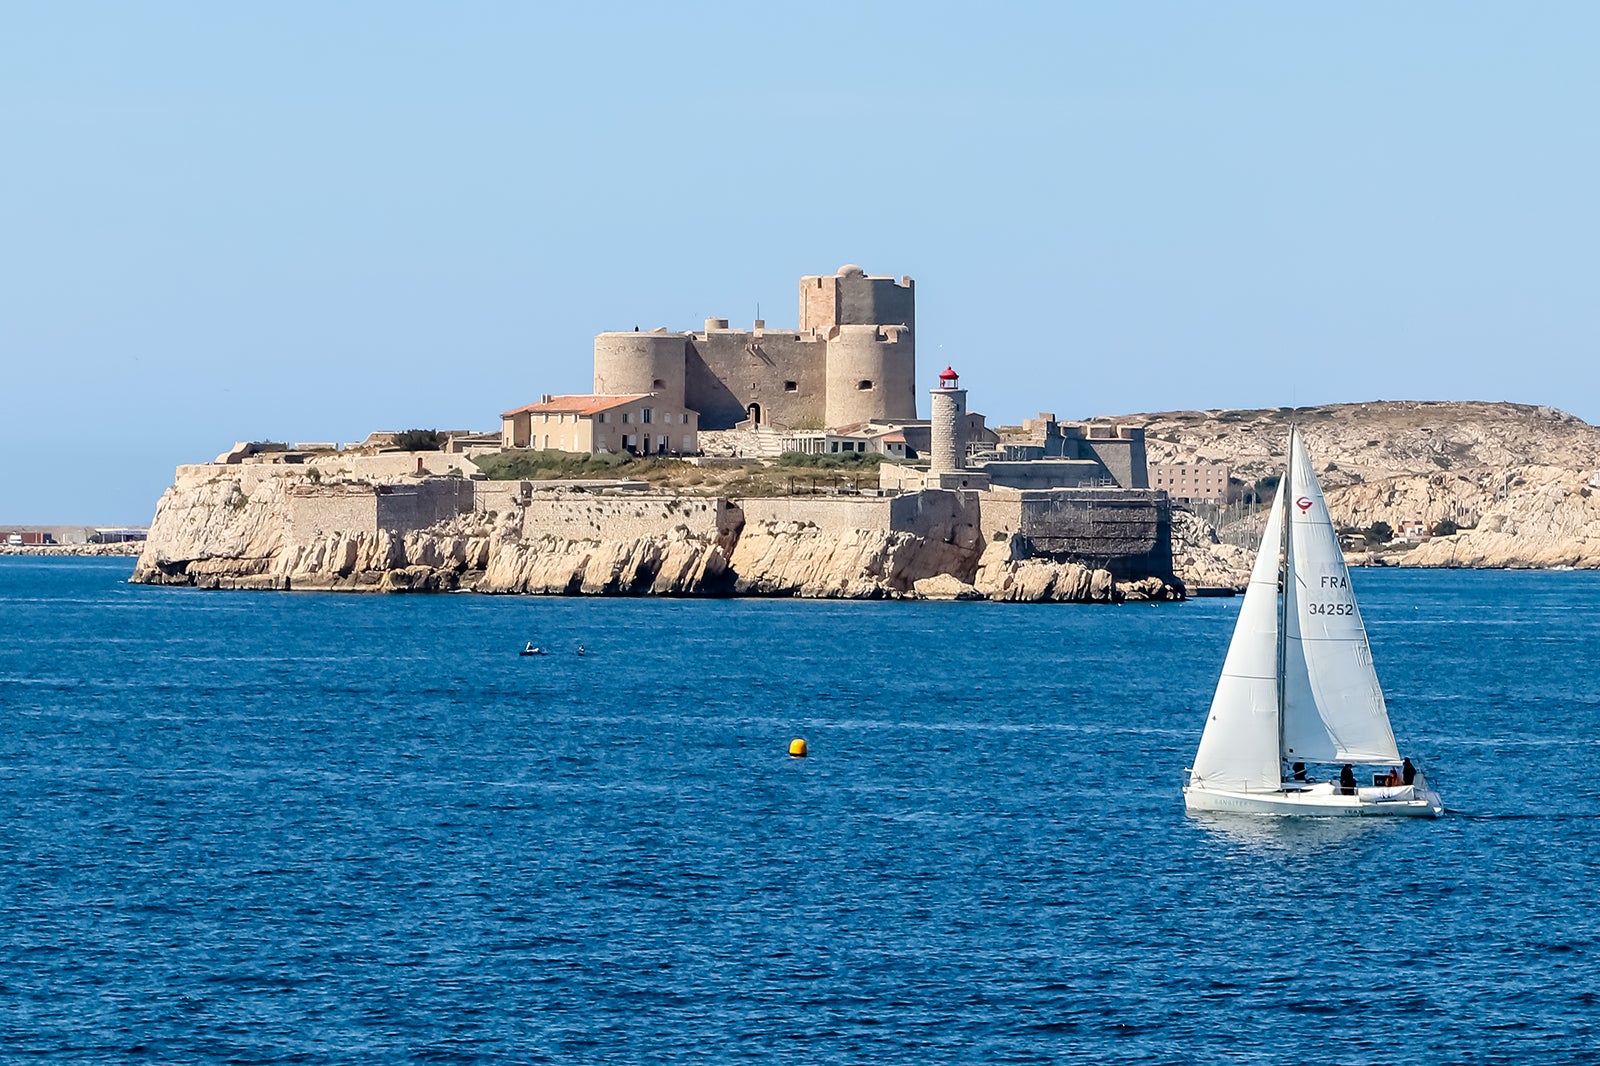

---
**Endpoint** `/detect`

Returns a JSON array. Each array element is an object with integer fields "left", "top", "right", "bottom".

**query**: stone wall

[
  {"left": 306, "top": 452, "right": 482, "bottom": 479},
  {"left": 737, "top": 496, "right": 894, "bottom": 537},
  {"left": 286, "top": 485, "right": 379, "bottom": 550},
  {"left": 979, "top": 460, "right": 1105, "bottom": 490},
  {"left": 516, "top": 493, "right": 734, "bottom": 544},
  {"left": 686, "top": 329, "right": 829, "bottom": 429},
  {"left": 1011, "top": 489, "right": 1172, "bottom": 579},
  {"left": 377, "top": 481, "right": 474, "bottom": 532}
]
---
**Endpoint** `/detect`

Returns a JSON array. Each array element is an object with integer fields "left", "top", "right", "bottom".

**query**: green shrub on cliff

[
  {"left": 394, "top": 429, "right": 444, "bottom": 451},
  {"left": 475, "top": 450, "right": 682, "bottom": 482}
]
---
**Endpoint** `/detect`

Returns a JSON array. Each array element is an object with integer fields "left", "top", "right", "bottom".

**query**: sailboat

[{"left": 1183, "top": 428, "right": 1443, "bottom": 817}]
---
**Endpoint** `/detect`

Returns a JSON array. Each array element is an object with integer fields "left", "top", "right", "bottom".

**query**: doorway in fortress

[{"left": 747, "top": 403, "right": 762, "bottom": 426}]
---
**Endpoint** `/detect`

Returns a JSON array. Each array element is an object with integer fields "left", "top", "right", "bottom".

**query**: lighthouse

[{"left": 929, "top": 366, "right": 967, "bottom": 474}]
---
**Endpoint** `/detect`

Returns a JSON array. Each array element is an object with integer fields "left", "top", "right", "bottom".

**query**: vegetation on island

[
  {"left": 774, "top": 451, "right": 889, "bottom": 471},
  {"left": 394, "top": 429, "right": 445, "bottom": 451},
  {"left": 473, "top": 448, "right": 898, "bottom": 497}
]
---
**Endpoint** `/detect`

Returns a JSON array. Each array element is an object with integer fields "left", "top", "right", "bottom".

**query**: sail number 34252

[{"left": 1307, "top": 601, "right": 1355, "bottom": 616}]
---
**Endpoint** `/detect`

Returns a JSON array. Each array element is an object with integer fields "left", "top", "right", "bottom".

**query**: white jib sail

[
  {"left": 1280, "top": 431, "right": 1401, "bottom": 765},
  {"left": 1190, "top": 479, "right": 1286, "bottom": 792}
]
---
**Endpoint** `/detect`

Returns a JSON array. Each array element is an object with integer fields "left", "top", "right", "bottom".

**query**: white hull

[{"left": 1183, "top": 780, "right": 1442, "bottom": 818}]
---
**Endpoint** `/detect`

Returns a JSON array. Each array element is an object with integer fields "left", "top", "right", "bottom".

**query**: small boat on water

[
  {"left": 520, "top": 644, "right": 546, "bottom": 657},
  {"left": 1182, "top": 428, "right": 1443, "bottom": 818}
]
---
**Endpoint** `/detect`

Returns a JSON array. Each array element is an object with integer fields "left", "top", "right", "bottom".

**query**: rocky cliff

[
  {"left": 1120, "top": 401, "right": 1600, "bottom": 570},
  {"left": 133, "top": 468, "right": 1180, "bottom": 602}
]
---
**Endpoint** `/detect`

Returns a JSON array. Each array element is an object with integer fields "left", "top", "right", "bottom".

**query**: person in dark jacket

[
  {"left": 1402, "top": 757, "right": 1417, "bottom": 786},
  {"left": 1340, "top": 764, "right": 1357, "bottom": 796}
]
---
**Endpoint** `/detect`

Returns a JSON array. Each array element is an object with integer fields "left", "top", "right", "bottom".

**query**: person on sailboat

[
  {"left": 1292, "top": 762, "right": 1307, "bottom": 782},
  {"left": 1402, "top": 758, "right": 1416, "bottom": 785},
  {"left": 1339, "top": 764, "right": 1357, "bottom": 796},
  {"left": 1385, "top": 766, "right": 1402, "bottom": 787}
]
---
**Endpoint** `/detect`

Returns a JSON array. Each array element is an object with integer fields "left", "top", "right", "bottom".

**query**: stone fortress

[
  {"left": 133, "top": 262, "right": 1199, "bottom": 600},
  {"left": 593, "top": 264, "right": 917, "bottom": 431}
]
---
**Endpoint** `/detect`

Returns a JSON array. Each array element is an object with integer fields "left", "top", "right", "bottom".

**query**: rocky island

[
  {"left": 129, "top": 451, "right": 1180, "bottom": 602},
  {"left": 1132, "top": 400, "right": 1600, "bottom": 570},
  {"left": 130, "top": 400, "right": 1600, "bottom": 602}
]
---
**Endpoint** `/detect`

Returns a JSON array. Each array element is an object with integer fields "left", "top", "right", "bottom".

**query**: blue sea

[{"left": 2, "top": 557, "right": 1598, "bottom": 1064}]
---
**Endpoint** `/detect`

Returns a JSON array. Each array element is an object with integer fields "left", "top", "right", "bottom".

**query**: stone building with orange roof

[{"left": 500, "top": 393, "right": 699, "bottom": 456}]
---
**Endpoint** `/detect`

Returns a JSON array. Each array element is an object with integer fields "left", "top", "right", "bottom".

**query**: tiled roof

[{"left": 501, "top": 394, "right": 653, "bottom": 418}]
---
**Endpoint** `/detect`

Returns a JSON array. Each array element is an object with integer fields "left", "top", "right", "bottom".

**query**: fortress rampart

[
  {"left": 983, "top": 489, "right": 1172, "bottom": 579},
  {"left": 222, "top": 472, "right": 1173, "bottom": 578},
  {"left": 513, "top": 493, "right": 737, "bottom": 546},
  {"left": 137, "top": 463, "right": 1176, "bottom": 599}
]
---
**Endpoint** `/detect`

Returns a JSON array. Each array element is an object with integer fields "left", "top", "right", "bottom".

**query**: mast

[{"left": 1275, "top": 426, "right": 1294, "bottom": 773}]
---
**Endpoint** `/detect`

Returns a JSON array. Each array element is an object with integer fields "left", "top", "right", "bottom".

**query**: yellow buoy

[{"left": 788, "top": 738, "right": 808, "bottom": 758}]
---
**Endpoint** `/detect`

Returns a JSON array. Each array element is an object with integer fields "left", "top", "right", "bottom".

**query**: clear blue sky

[{"left": 5, "top": 3, "right": 1597, "bottom": 523}]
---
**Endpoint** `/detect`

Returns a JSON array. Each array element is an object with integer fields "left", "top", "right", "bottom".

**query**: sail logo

[{"left": 1295, "top": 496, "right": 1313, "bottom": 512}]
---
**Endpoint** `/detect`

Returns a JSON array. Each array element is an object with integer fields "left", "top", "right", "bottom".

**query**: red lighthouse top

[{"left": 938, "top": 366, "right": 959, "bottom": 388}]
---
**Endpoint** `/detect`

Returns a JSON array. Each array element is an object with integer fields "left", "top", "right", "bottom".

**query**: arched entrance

[{"left": 746, "top": 402, "right": 762, "bottom": 426}]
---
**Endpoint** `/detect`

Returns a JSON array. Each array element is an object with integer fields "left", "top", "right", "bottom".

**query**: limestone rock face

[
  {"left": 131, "top": 473, "right": 293, "bottom": 586},
  {"left": 972, "top": 534, "right": 1128, "bottom": 602},
  {"left": 1404, "top": 469, "right": 1600, "bottom": 568},
  {"left": 911, "top": 574, "right": 984, "bottom": 600},
  {"left": 276, "top": 514, "right": 497, "bottom": 591},
  {"left": 1120, "top": 400, "right": 1600, "bottom": 570},
  {"left": 727, "top": 520, "right": 979, "bottom": 598},
  {"left": 480, "top": 528, "right": 731, "bottom": 596},
  {"left": 1169, "top": 509, "right": 1252, "bottom": 592}
]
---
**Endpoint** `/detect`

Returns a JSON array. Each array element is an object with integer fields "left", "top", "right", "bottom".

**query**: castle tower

[
  {"left": 800, "top": 264, "right": 915, "bottom": 333},
  {"left": 929, "top": 366, "right": 967, "bottom": 473},
  {"left": 824, "top": 323, "right": 916, "bottom": 427},
  {"left": 804, "top": 265, "right": 918, "bottom": 429},
  {"left": 593, "top": 330, "right": 688, "bottom": 411}
]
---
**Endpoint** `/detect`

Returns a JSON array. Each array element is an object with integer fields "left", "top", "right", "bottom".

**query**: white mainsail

[
  {"left": 1279, "top": 430, "right": 1401, "bottom": 765},
  {"left": 1189, "top": 479, "right": 1286, "bottom": 792}
]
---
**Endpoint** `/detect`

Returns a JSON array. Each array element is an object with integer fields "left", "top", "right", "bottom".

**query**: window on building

[
  {"left": 784, "top": 381, "right": 798, "bottom": 392},
  {"left": 621, "top": 412, "right": 631, "bottom": 423},
  {"left": 597, "top": 412, "right": 608, "bottom": 424},
  {"left": 642, "top": 409, "right": 653, "bottom": 424},
  {"left": 857, "top": 379, "right": 874, "bottom": 391},
  {"left": 652, "top": 379, "right": 666, "bottom": 389},
  {"left": 680, "top": 413, "right": 689, "bottom": 424},
  {"left": 830, "top": 442, "right": 839, "bottom": 453}
]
